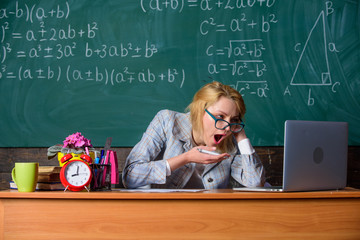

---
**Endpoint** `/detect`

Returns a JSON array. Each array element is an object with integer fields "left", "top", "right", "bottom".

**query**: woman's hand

[
  {"left": 167, "top": 146, "right": 230, "bottom": 172},
  {"left": 234, "top": 129, "right": 247, "bottom": 143},
  {"left": 186, "top": 146, "right": 230, "bottom": 165}
]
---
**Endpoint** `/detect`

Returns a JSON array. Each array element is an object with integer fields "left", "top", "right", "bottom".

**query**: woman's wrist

[
  {"left": 167, "top": 152, "right": 189, "bottom": 174},
  {"left": 238, "top": 138, "right": 255, "bottom": 154},
  {"left": 165, "top": 160, "right": 171, "bottom": 176}
]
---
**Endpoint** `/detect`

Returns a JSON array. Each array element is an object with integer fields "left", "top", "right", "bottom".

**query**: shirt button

[{"left": 208, "top": 178, "right": 213, "bottom": 183}]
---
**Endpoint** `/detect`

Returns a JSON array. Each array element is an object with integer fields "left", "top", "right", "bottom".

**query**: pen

[
  {"left": 197, "top": 148, "right": 220, "bottom": 156},
  {"left": 85, "top": 147, "right": 90, "bottom": 156},
  {"left": 94, "top": 151, "right": 100, "bottom": 164},
  {"left": 99, "top": 150, "right": 104, "bottom": 164}
]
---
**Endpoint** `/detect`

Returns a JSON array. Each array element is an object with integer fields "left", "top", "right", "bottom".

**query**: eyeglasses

[{"left": 205, "top": 109, "right": 245, "bottom": 133}]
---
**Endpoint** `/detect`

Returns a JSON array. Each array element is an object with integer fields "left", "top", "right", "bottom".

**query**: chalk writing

[
  {"left": 0, "top": 1, "right": 70, "bottom": 23},
  {"left": 140, "top": 0, "right": 277, "bottom": 98},
  {"left": 1, "top": 65, "right": 185, "bottom": 87},
  {"left": 0, "top": 1, "right": 182, "bottom": 88},
  {"left": 286, "top": 2, "right": 340, "bottom": 106},
  {"left": 0, "top": 0, "right": 345, "bottom": 101},
  {"left": 140, "top": 0, "right": 276, "bottom": 13}
]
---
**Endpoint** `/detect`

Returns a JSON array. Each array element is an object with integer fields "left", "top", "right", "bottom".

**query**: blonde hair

[{"left": 187, "top": 81, "right": 246, "bottom": 153}]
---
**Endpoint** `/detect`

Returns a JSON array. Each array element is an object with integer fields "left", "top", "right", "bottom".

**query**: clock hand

[{"left": 72, "top": 166, "right": 80, "bottom": 177}]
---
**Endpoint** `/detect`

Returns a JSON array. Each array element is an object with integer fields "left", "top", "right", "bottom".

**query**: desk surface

[
  {"left": 1, "top": 188, "right": 360, "bottom": 240},
  {"left": 1, "top": 187, "right": 360, "bottom": 200}
]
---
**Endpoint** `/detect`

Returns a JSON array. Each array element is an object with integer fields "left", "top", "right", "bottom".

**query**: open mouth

[{"left": 214, "top": 134, "right": 226, "bottom": 145}]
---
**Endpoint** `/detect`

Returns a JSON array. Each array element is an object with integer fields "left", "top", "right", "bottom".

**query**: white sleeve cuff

[
  {"left": 165, "top": 160, "right": 171, "bottom": 176},
  {"left": 238, "top": 138, "right": 255, "bottom": 155}
]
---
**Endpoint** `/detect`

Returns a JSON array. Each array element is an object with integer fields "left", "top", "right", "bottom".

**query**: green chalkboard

[{"left": 0, "top": 0, "right": 359, "bottom": 147}]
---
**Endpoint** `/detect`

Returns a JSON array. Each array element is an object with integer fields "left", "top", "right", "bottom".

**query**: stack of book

[{"left": 10, "top": 166, "right": 64, "bottom": 191}]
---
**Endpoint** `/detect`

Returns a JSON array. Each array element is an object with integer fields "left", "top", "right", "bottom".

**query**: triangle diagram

[{"left": 290, "top": 11, "right": 332, "bottom": 86}]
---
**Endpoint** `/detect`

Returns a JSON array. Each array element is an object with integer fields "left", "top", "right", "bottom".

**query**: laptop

[{"left": 234, "top": 120, "right": 348, "bottom": 192}]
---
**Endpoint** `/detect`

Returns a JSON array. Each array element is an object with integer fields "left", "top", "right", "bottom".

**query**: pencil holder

[{"left": 90, "top": 164, "right": 111, "bottom": 191}]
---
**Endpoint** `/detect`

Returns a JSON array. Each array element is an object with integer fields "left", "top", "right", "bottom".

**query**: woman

[{"left": 122, "top": 81, "right": 265, "bottom": 189}]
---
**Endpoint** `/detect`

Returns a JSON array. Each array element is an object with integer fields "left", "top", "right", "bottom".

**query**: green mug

[{"left": 11, "top": 162, "right": 39, "bottom": 192}]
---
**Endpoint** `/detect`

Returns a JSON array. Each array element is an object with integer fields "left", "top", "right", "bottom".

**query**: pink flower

[{"left": 62, "top": 132, "right": 92, "bottom": 149}]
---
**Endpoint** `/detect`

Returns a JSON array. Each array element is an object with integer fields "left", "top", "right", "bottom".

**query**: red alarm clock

[{"left": 60, "top": 154, "right": 93, "bottom": 192}]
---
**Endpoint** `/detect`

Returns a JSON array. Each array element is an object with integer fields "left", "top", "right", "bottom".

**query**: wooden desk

[{"left": 1, "top": 189, "right": 360, "bottom": 240}]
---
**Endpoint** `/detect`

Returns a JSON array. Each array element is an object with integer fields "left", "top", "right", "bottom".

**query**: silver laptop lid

[{"left": 283, "top": 120, "right": 348, "bottom": 191}]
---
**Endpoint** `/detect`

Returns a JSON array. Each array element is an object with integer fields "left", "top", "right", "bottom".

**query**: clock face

[{"left": 64, "top": 160, "right": 91, "bottom": 187}]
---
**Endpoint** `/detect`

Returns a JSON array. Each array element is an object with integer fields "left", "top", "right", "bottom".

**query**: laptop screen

[{"left": 283, "top": 120, "right": 348, "bottom": 191}]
